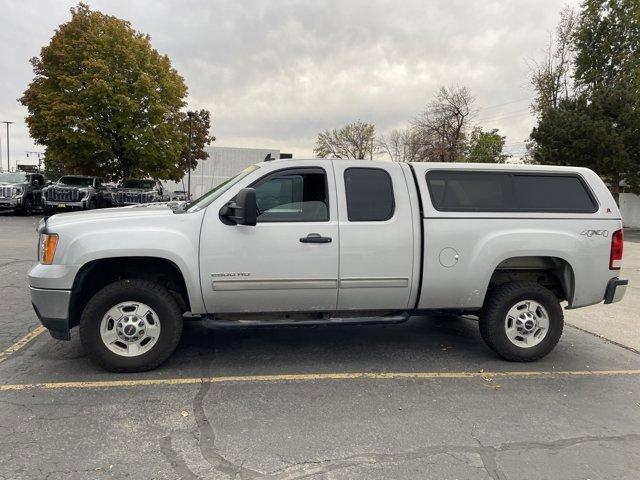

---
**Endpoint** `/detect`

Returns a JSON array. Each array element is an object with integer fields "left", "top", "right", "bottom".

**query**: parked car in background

[
  {"left": 0, "top": 171, "right": 45, "bottom": 215},
  {"left": 170, "top": 190, "right": 188, "bottom": 202},
  {"left": 115, "top": 179, "right": 168, "bottom": 205},
  {"left": 28, "top": 160, "right": 627, "bottom": 372},
  {"left": 42, "top": 175, "right": 116, "bottom": 213}
]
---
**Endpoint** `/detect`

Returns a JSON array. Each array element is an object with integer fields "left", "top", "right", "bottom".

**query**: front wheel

[
  {"left": 16, "top": 197, "right": 34, "bottom": 216},
  {"left": 43, "top": 205, "right": 56, "bottom": 216},
  {"left": 80, "top": 279, "right": 183, "bottom": 372},
  {"left": 479, "top": 282, "right": 563, "bottom": 362}
]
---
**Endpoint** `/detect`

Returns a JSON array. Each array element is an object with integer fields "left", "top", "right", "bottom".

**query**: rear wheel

[
  {"left": 479, "top": 282, "right": 563, "bottom": 362},
  {"left": 80, "top": 279, "right": 183, "bottom": 372}
]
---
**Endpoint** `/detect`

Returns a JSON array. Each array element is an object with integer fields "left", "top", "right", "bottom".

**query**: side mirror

[{"left": 220, "top": 187, "right": 257, "bottom": 226}]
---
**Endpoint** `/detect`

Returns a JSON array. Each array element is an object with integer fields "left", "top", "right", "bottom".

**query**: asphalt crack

[
  {"left": 191, "top": 335, "right": 262, "bottom": 479},
  {"left": 160, "top": 435, "right": 201, "bottom": 480},
  {"left": 267, "top": 433, "right": 640, "bottom": 479}
]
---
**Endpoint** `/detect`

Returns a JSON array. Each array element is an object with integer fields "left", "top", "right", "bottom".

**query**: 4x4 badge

[{"left": 581, "top": 229, "right": 609, "bottom": 237}]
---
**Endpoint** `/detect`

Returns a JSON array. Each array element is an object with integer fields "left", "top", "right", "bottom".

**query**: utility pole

[
  {"left": 1, "top": 121, "right": 13, "bottom": 172},
  {"left": 186, "top": 111, "right": 194, "bottom": 200}
]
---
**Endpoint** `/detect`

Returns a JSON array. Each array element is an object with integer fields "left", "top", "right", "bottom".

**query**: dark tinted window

[
  {"left": 427, "top": 171, "right": 512, "bottom": 211},
  {"left": 344, "top": 168, "right": 395, "bottom": 221},
  {"left": 253, "top": 168, "right": 328, "bottom": 222},
  {"left": 58, "top": 176, "right": 93, "bottom": 187},
  {"left": 426, "top": 171, "right": 597, "bottom": 213},
  {"left": 513, "top": 175, "right": 597, "bottom": 212},
  {"left": 122, "top": 179, "right": 156, "bottom": 189}
]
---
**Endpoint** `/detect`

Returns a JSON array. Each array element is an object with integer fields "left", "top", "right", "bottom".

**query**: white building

[{"left": 163, "top": 146, "right": 280, "bottom": 199}]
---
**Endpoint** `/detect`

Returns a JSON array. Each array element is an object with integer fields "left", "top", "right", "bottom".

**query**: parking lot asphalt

[{"left": 1, "top": 212, "right": 640, "bottom": 480}]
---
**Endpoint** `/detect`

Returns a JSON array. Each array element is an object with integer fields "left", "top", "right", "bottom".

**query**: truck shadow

[
  {"left": 26, "top": 313, "right": 632, "bottom": 382},
  {"left": 170, "top": 315, "right": 512, "bottom": 374}
]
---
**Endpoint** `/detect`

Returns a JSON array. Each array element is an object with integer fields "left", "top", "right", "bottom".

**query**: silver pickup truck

[{"left": 28, "top": 160, "right": 627, "bottom": 371}]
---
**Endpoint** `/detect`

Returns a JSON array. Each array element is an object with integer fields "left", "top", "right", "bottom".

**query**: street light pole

[
  {"left": 1, "top": 121, "right": 13, "bottom": 172},
  {"left": 186, "top": 111, "right": 194, "bottom": 200}
]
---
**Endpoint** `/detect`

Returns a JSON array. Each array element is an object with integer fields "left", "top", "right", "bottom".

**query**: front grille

[
  {"left": 0, "top": 186, "right": 11, "bottom": 198},
  {"left": 116, "top": 192, "right": 145, "bottom": 204},
  {"left": 50, "top": 188, "right": 79, "bottom": 202}
]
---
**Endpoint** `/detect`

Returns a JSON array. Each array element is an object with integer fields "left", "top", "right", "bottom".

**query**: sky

[{"left": 0, "top": 0, "right": 579, "bottom": 170}]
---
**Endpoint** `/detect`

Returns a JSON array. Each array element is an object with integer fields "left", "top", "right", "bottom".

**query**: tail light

[{"left": 609, "top": 229, "right": 623, "bottom": 270}]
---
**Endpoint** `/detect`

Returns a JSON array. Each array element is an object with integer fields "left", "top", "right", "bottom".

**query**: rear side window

[
  {"left": 344, "top": 168, "right": 395, "bottom": 221},
  {"left": 513, "top": 175, "right": 597, "bottom": 212},
  {"left": 426, "top": 171, "right": 597, "bottom": 213},
  {"left": 427, "top": 171, "right": 512, "bottom": 211}
]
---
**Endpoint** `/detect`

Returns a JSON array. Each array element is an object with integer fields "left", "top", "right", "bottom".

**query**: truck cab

[
  {"left": 28, "top": 159, "right": 627, "bottom": 371},
  {"left": 0, "top": 171, "right": 45, "bottom": 215}
]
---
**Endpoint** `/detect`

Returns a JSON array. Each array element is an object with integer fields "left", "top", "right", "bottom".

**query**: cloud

[{"left": 0, "top": 0, "right": 579, "bottom": 166}]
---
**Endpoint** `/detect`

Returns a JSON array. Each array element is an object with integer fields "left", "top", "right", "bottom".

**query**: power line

[
  {"left": 475, "top": 96, "right": 532, "bottom": 113},
  {"left": 476, "top": 109, "right": 532, "bottom": 123}
]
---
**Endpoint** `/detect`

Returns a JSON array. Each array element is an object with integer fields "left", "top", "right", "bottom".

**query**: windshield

[
  {"left": 0, "top": 172, "right": 28, "bottom": 184},
  {"left": 58, "top": 176, "right": 94, "bottom": 187},
  {"left": 186, "top": 165, "right": 259, "bottom": 213},
  {"left": 121, "top": 179, "right": 156, "bottom": 189}
]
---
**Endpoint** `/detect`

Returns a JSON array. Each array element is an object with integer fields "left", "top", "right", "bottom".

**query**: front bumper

[
  {"left": 604, "top": 278, "right": 628, "bottom": 304},
  {"left": 29, "top": 286, "right": 72, "bottom": 340},
  {"left": 0, "top": 197, "right": 19, "bottom": 209},
  {"left": 44, "top": 198, "right": 87, "bottom": 209}
]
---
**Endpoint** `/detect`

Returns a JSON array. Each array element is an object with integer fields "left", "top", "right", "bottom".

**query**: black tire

[
  {"left": 87, "top": 197, "right": 97, "bottom": 210},
  {"left": 80, "top": 279, "right": 183, "bottom": 372},
  {"left": 15, "top": 197, "right": 34, "bottom": 216},
  {"left": 43, "top": 205, "right": 56, "bottom": 216},
  {"left": 479, "top": 282, "right": 563, "bottom": 362}
]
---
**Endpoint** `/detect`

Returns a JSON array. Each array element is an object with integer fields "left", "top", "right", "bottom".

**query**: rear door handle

[{"left": 300, "top": 233, "right": 332, "bottom": 243}]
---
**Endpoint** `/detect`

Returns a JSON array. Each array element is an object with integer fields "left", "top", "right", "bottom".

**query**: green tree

[
  {"left": 464, "top": 127, "right": 507, "bottom": 163},
  {"left": 314, "top": 121, "right": 377, "bottom": 159},
  {"left": 529, "top": 0, "right": 640, "bottom": 196},
  {"left": 531, "top": 87, "right": 638, "bottom": 194},
  {"left": 20, "top": 3, "right": 212, "bottom": 181},
  {"left": 573, "top": 0, "right": 640, "bottom": 92}
]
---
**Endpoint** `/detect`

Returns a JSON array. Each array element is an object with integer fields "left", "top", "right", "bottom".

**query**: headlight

[
  {"left": 39, "top": 234, "right": 59, "bottom": 265},
  {"left": 12, "top": 187, "right": 23, "bottom": 197},
  {"left": 78, "top": 190, "right": 87, "bottom": 200}
]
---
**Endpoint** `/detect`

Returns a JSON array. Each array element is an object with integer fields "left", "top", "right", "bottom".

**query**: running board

[{"left": 201, "top": 313, "right": 409, "bottom": 329}]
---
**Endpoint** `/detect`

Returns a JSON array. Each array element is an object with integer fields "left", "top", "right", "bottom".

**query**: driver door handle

[{"left": 300, "top": 233, "right": 332, "bottom": 244}]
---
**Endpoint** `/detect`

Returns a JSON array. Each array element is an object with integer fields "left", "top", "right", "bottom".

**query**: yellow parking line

[
  {"left": 0, "top": 325, "right": 46, "bottom": 365},
  {"left": 2, "top": 369, "right": 640, "bottom": 392}
]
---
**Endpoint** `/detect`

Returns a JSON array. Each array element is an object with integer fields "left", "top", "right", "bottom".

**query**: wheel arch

[
  {"left": 483, "top": 255, "right": 575, "bottom": 306},
  {"left": 69, "top": 256, "right": 192, "bottom": 330}
]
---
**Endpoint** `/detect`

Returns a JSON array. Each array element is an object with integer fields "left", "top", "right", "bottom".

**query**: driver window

[{"left": 254, "top": 169, "right": 329, "bottom": 222}]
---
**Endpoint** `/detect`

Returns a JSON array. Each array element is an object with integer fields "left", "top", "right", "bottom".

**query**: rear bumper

[
  {"left": 603, "top": 278, "right": 628, "bottom": 304},
  {"left": 29, "top": 286, "right": 71, "bottom": 340}
]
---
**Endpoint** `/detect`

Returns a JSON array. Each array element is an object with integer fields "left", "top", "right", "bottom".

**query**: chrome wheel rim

[
  {"left": 100, "top": 301, "right": 161, "bottom": 357},
  {"left": 504, "top": 300, "right": 549, "bottom": 348}
]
